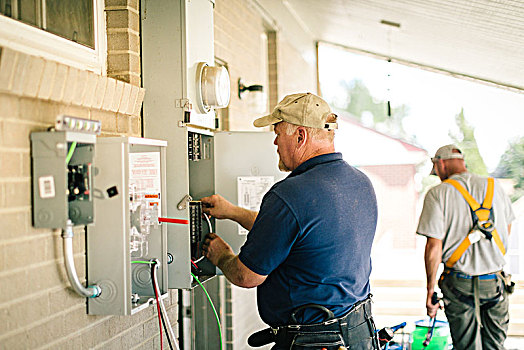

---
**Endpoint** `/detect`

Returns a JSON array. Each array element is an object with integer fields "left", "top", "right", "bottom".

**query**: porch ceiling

[{"left": 285, "top": 0, "right": 524, "bottom": 93}]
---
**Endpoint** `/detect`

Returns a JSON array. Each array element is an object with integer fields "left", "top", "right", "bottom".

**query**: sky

[{"left": 318, "top": 44, "right": 524, "bottom": 172}]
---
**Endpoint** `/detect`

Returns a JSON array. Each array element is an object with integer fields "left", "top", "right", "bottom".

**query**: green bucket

[{"left": 411, "top": 319, "right": 450, "bottom": 350}]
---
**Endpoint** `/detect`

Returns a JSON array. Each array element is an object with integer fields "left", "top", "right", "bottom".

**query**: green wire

[
  {"left": 65, "top": 141, "right": 77, "bottom": 164},
  {"left": 191, "top": 273, "right": 223, "bottom": 350},
  {"left": 131, "top": 262, "right": 223, "bottom": 349}
]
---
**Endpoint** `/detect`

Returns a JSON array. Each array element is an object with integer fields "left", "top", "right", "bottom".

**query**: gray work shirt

[{"left": 417, "top": 172, "right": 515, "bottom": 275}]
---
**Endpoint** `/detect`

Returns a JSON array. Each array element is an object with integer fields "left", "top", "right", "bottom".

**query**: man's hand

[
  {"left": 201, "top": 194, "right": 258, "bottom": 230},
  {"left": 202, "top": 232, "right": 234, "bottom": 267},
  {"left": 426, "top": 290, "right": 442, "bottom": 318},
  {"left": 201, "top": 194, "right": 237, "bottom": 220}
]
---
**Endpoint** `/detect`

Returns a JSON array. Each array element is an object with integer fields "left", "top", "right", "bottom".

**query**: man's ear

[{"left": 296, "top": 127, "right": 307, "bottom": 145}]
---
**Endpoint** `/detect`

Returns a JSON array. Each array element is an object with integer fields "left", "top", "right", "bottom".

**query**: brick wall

[
  {"left": 0, "top": 1, "right": 180, "bottom": 347},
  {"left": 214, "top": 0, "right": 317, "bottom": 131},
  {"left": 105, "top": 0, "right": 141, "bottom": 86}
]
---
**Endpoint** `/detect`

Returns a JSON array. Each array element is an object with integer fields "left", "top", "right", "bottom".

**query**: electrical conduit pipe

[{"left": 61, "top": 220, "right": 101, "bottom": 298}]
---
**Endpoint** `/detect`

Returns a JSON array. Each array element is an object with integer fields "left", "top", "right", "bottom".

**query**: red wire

[
  {"left": 191, "top": 260, "right": 199, "bottom": 270},
  {"left": 153, "top": 271, "right": 163, "bottom": 350},
  {"left": 158, "top": 217, "right": 189, "bottom": 225}
]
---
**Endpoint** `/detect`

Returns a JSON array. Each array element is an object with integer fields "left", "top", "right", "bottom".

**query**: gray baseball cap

[
  {"left": 430, "top": 144, "right": 464, "bottom": 175},
  {"left": 253, "top": 92, "right": 337, "bottom": 130}
]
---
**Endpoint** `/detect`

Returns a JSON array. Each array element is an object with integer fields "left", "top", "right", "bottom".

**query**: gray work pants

[{"left": 438, "top": 273, "right": 509, "bottom": 350}]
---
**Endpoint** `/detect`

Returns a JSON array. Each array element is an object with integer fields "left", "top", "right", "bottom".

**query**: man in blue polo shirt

[{"left": 202, "top": 92, "right": 379, "bottom": 349}]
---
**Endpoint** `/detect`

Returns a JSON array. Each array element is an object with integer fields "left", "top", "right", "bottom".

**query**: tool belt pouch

[
  {"left": 288, "top": 331, "right": 345, "bottom": 350},
  {"left": 501, "top": 271, "right": 515, "bottom": 294}
]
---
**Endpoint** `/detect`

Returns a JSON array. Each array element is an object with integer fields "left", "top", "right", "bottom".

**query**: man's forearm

[
  {"left": 231, "top": 207, "right": 258, "bottom": 231},
  {"left": 217, "top": 254, "right": 262, "bottom": 288},
  {"left": 425, "top": 237, "right": 443, "bottom": 292}
]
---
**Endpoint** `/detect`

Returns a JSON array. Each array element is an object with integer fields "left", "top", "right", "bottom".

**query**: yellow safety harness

[{"left": 444, "top": 177, "right": 506, "bottom": 268}]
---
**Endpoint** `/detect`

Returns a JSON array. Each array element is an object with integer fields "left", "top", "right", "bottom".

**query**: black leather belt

[{"left": 248, "top": 295, "right": 377, "bottom": 349}]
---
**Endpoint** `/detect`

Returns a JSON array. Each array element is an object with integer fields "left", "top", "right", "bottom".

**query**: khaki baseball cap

[
  {"left": 430, "top": 144, "right": 464, "bottom": 175},
  {"left": 253, "top": 92, "right": 338, "bottom": 130}
]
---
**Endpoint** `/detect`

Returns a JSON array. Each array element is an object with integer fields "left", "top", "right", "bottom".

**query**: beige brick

[
  {"left": 132, "top": 88, "right": 145, "bottom": 116},
  {"left": 4, "top": 236, "right": 48, "bottom": 271},
  {"left": 0, "top": 270, "right": 29, "bottom": 304},
  {"left": 85, "top": 317, "right": 113, "bottom": 344},
  {"left": 116, "top": 114, "right": 130, "bottom": 133},
  {"left": 91, "top": 109, "right": 116, "bottom": 133},
  {"left": 49, "top": 64, "right": 68, "bottom": 102},
  {"left": 37, "top": 60, "right": 58, "bottom": 100},
  {"left": 19, "top": 97, "right": 43, "bottom": 122},
  {"left": 27, "top": 262, "right": 65, "bottom": 292},
  {"left": 106, "top": 0, "right": 139, "bottom": 11},
  {"left": 0, "top": 151, "right": 21, "bottom": 177},
  {"left": 109, "top": 72, "right": 131, "bottom": 84},
  {"left": 130, "top": 114, "right": 141, "bottom": 136},
  {"left": 0, "top": 210, "right": 28, "bottom": 240},
  {"left": 0, "top": 244, "right": 4, "bottom": 273},
  {"left": 124, "top": 85, "right": 139, "bottom": 115},
  {"left": 0, "top": 92, "right": 19, "bottom": 119},
  {"left": 7, "top": 293, "right": 51, "bottom": 331},
  {"left": 118, "top": 82, "right": 132, "bottom": 115},
  {"left": 0, "top": 48, "right": 18, "bottom": 91},
  {"left": 22, "top": 56, "right": 45, "bottom": 98},
  {"left": 2, "top": 121, "right": 38, "bottom": 149},
  {"left": 38, "top": 100, "right": 60, "bottom": 125},
  {"left": 10, "top": 51, "right": 30, "bottom": 96},
  {"left": 81, "top": 72, "right": 99, "bottom": 108},
  {"left": 58, "top": 104, "right": 90, "bottom": 119},
  {"left": 107, "top": 32, "right": 131, "bottom": 51},
  {"left": 107, "top": 52, "right": 140, "bottom": 74},
  {"left": 48, "top": 286, "right": 82, "bottom": 314},
  {"left": 128, "top": 73, "right": 141, "bottom": 86},
  {"left": 102, "top": 77, "right": 116, "bottom": 111},
  {"left": 21, "top": 152, "right": 30, "bottom": 176},
  {"left": 3, "top": 180, "right": 31, "bottom": 208},
  {"left": 121, "top": 323, "right": 144, "bottom": 348},
  {"left": 62, "top": 67, "right": 78, "bottom": 104},
  {"left": 93, "top": 76, "right": 108, "bottom": 109},
  {"left": 107, "top": 9, "right": 139, "bottom": 32},
  {"left": 112, "top": 80, "right": 125, "bottom": 112},
  {"left": 72, "top": 70, "right": 88, "bottom": 106}
]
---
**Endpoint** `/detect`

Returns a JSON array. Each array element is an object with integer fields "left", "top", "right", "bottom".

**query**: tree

[
  {"left": 335, "top": 79, "right": 410, "bottom": 138},
  {"left": 449, "top": 108, "right": 488, "bottom": 175},
  {"left": 493, "top": 137, "right": 524, "bottom": 201}
]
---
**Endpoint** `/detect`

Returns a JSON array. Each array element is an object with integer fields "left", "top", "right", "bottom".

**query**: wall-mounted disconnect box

[
  {"left": 87, "top": 137, "right": 168, "bottom": 315},
  {"left": 31, "top": 131, "right": 96, "bottom": 229}
]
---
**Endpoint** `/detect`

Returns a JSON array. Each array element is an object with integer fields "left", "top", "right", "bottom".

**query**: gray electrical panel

[
  {"left": 214, "top": 131, "right": 286, "bottom": 255},
  {"left": 141, "top": 0, "right": 220, "bottom": 289},
  {"left": 31, "top": 131, "right": 96, "bottom": 229},
  {"left": 87, "top": 137, "right": 169, "bottom": 315}
]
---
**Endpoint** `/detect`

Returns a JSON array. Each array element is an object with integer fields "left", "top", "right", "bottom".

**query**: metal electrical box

[
  {"left": 214, "top": 131, "right": 286, "bottom": 255},
  {"left": 87, "top": 137, "right": 168, "bottom": 315},
  {"left": 31, "top": 131, "right": 96, "bottom": 229},
  {"left": 141, "top": 0, "right": 222, "bottom": 289}
]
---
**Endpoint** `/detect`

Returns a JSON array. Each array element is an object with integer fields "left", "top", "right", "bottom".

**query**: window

[{"left": 0, "top": 0, "right": 105, "bottom": 73}]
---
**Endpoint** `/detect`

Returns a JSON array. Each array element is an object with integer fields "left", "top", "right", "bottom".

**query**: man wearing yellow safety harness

[{"left": 417, "top": 144, "right": 515, "bottom": 350}]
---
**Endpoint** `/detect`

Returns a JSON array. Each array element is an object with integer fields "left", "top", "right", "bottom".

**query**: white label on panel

[
  {"left": 38, "top": 175, "right": 55, "bottom": 198},
  {"left": 237, "top": 176, "right": 274, "bottom": 235},
  {"left": 129, "top": 152, "right": 162, "bottom": 215}
]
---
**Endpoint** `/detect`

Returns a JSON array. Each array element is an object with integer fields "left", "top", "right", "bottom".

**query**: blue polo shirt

[{"left": 238, "top": 153, "right": 377, "bottom": 326}]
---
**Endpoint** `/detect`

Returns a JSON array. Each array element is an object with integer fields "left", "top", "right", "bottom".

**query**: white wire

[
  {"left": 203, "top": 212, "right": 213, "bottom": 233},
  {"left": 152, "top": 262, "right": 180, "bottom": 350}
]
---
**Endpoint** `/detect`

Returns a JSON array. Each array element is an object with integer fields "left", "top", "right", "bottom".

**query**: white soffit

[{"left": 285, "top": 0, "right": 524, "bottom": 93}]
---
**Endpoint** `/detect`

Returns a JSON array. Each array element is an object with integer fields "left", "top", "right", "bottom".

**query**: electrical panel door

[
  {"left": 31, "top": 131, "right": 96, "bottom": 229},
  {"left": 214, "top": 131, "right": 286, "bottom": 255},
  {"left": 87, "top": 137, "right": 168, "bottom": 315}
]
